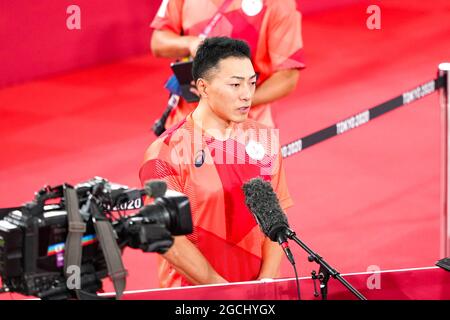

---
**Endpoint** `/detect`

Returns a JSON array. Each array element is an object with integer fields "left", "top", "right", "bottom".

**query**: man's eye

[
  {"left": 230, "top": 83, "right": 240, "bottom": 87},
  {"left": 250, "top": 81, "right": 257, "bottom": 86}
]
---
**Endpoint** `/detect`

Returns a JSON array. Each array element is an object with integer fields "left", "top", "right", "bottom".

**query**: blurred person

[
  {"left": 140, "top": 37, "right": 293, "bottom": 287},
  {"left": 151, "top": 0, "right": 305, "bottom": 131}
]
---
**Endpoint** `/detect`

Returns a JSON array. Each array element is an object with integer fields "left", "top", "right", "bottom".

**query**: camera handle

[
  {"left": 86, "top": 192, "right": 128, "bottom": 300},
  {"left": 92, "top": 219, "right": 128, "bottom": 299},
  {"left": 63, "top": 185, "right": 86, "bottom": 300},
  {"left": 64, "top": 185, "right": 128, "bottom": 300}
]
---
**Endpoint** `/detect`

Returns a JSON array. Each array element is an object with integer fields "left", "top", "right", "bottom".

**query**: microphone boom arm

[{"left": 284, "top": 228, "right": 367, "bottom": 300}]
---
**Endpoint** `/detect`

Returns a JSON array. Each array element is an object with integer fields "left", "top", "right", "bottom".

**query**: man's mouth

[{"left": 238, "top": 106, "right": 250, "bottom": 113}]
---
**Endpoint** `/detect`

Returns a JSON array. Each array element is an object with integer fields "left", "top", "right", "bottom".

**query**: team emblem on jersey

[
  {"left": 241, "top": 0, "right": 263, "bottom": 17},
  {"left": 194, "top": 150, "right": 206, "bottom": 167},
  {"left": 245, "top": 140, "right": 265, "bottom": 160}
]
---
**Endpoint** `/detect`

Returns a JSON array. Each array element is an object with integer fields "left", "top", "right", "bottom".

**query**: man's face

[{"left": 202, "top": 56, "right": 257, "bottom": 123}]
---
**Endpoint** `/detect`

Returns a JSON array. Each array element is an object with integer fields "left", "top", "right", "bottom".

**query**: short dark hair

[{"left": 192, "top": 37, "right": 251, "bottom": 81}]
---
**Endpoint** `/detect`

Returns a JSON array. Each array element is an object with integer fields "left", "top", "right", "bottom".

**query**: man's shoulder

[
  {"left": 162, "top": 117, "right": 190, "bottom": 137},
  {"left": 144, "top": 119, "right": 191, "bottom": 159}
]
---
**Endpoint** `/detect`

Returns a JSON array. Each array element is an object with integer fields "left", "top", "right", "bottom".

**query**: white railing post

[{"left": 439, "top": 62, "right": 450, "bottom": 258}]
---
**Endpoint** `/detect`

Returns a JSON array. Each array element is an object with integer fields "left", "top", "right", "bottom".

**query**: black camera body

[{"left": 0, "top": 177, "right": 192, "bottom": 299}]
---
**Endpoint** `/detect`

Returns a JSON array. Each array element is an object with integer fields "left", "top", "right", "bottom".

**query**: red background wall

[
  {"left": 0, "top": 0, "right": 159, "bottom": 88},
  {"left": 0, "top": 0, "right": 365, "bottom": 88}
]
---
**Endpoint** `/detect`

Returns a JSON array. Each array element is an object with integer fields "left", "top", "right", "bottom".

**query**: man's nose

[{"left": 240, "top": 84, "right": 253, "bottom": 101}]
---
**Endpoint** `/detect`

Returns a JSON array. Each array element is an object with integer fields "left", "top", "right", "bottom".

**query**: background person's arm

[
  {"left": 251, "top": 69, "right": 299, "bottom": 107},
  {"left": 151, "top": 29, "right": 202, "bottom": 58},
  {"left": 162, "top": 235, "right": 228, "bottom": 285}
]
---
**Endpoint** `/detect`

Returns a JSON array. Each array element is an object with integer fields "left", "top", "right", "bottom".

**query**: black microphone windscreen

[
  {"left": 242, "top": 177, "right": 289, "bottom": 241},
  {"left": 144, "top": 180, "right": 167, "bottom": 198}
]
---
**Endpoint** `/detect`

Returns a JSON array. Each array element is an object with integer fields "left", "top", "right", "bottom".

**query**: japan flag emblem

[
  {"left": 246, "top": 140, "right": 265, "bottom": 160},
  {"left": 241, "top": 0, "right": 263, "bottom": 17}
]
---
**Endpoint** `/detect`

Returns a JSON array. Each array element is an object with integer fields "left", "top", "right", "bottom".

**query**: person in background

[{"left": 151, "top": 0, "right": 305, "bottom": 130}]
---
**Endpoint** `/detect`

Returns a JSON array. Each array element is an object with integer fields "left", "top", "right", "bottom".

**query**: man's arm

[
  {"left": 162, "top": 235, "right": 228, "bottom": 285},
  {"left": 257, "top": 237, "right": 284, "bottom": 279},
  {"left": 251, "top": 69, "right": 299, "bottom": 107},
  {"left": 151, "top": 29, "right": 202, "bottom": 58}
]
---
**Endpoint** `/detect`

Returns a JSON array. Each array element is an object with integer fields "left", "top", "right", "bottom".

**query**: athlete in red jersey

[
  {"left": 151, "top": 0, "right": 305, "bottom": 129},
  {"left": 140, "top": 37, "right": 293, "bottom": 287}
]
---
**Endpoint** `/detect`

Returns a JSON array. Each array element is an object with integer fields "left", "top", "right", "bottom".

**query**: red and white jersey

[{"left": 139, "top": 113, "right": 293, "bottom": 287}]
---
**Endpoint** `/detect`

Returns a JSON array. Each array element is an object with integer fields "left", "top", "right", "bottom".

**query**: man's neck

[{"left": 192, "top": 101, "right": 234, "bottom": 141}]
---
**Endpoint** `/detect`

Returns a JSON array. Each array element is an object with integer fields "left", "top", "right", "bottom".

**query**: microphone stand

[{"left": 284, "top": 229, "right": 367, "bottom": 300}]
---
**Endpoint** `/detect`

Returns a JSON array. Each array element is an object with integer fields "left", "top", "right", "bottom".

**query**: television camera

[{"left": 0, "top": 177, "right": 192, "bottom": 300}]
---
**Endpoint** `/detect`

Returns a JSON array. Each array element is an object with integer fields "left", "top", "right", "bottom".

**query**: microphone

[
  {"left": 243, "top": 179, "right": 366, "bottom": 301},
  {"left": 242, "top": 178, "right": 295, "bottom": 266},
  {"left": 144, "top": 180, "right": 168, "bottom": 198},
  {"left": 152, "top": 94, "right": 180, "bottom": 136}
]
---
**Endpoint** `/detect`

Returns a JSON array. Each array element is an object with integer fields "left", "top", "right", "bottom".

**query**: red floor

[{"left": 1, "top": 0, "right": 450, "bottom": 299}]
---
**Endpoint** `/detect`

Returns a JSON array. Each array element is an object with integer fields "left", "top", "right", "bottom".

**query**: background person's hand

[{"left": 188, "top": 36, "right": 203, "bottom": 57}]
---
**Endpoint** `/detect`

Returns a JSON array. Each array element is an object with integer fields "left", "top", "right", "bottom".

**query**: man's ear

[{"left": 196, "top": 78, "right": 208, "bottom": 98}]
